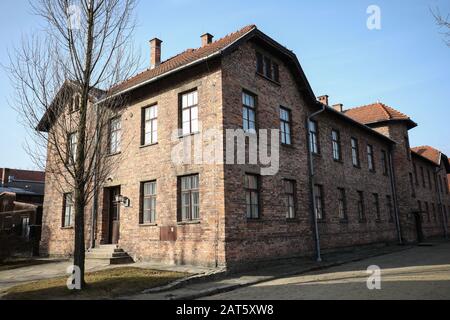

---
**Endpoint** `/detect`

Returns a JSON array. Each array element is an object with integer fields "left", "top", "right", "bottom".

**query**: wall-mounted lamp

[{"left": 114, "top": 195, "right": 130, "bottom": 207}]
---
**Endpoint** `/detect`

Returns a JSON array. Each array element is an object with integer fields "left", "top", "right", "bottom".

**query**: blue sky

[{"left": 0, "top": 0, "right": 449, "bottom": 169}]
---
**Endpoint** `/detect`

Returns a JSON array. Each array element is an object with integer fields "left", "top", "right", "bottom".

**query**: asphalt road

[{"left": 203, "top": 242, "right": 450, "bottom": 300}]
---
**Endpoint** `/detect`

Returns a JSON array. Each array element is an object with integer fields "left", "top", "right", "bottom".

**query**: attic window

[
  {"left": 256, "top": 51, "right": 280, "bottom": 83},
  {"left": 69, "top": 95, "right": 80, "bottom": 113}
]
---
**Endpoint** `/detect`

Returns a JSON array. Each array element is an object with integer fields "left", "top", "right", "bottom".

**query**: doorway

[{"left": 107, "top": 186, "right": 121, "bottom": 244}]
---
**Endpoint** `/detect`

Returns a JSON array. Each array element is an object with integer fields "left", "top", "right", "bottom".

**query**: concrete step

[{"left": 86, "top": 245, "right": 134, "bottom": 265}]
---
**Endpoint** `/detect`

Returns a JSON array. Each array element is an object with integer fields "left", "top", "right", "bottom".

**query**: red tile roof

[
  {"left": 344, "top": 102, "right": 416, "bottom": 128},
  {"left": 110, "top": 25, "right": 257, "bottom": 94},
  {"left": 411, "top": 146, "right": 442, "bottom": 165}
]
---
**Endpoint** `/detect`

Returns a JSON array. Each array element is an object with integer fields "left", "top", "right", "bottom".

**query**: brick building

[{"left": 38, "top": 25, "right": 450, "bottom": 268}]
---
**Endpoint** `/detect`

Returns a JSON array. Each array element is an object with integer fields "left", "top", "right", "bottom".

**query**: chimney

[
  {"left": 149, "top": 38, "right": 162, "bottom": 69},
  {"left": 332, "top": 103, "right": 344, "bottom": 112},
  {"left": 317, "top": 95, "right": 329, "bottom": 106},
  {"left": 201, "top": 33, "right": 214, "bottom": 47}
]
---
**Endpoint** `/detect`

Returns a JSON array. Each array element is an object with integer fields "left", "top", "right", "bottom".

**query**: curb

[{"left": 170, "top": 245, "right": 413, "bottom": 300}]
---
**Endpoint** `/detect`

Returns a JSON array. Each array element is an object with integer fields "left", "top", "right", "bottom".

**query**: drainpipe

[
  {"left": 435, "top": 167, "right": 448, "bottom": 240},
  {"left": 387, "top": 148, "right": 403, "bottom": 244},
  {"left": 89, "top": 103, "right": 100, "bottom": 250},
  {"left": 307, "top": 102, "right": 326, "bottom": 262}
]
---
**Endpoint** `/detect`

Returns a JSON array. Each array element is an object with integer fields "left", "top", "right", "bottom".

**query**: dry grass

[{"left": 3, "top": 267, "right": 189, "bottom": 300}]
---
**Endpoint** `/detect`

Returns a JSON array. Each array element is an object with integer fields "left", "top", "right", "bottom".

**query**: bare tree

[
  {"left": 7, "top": 0, "right": 140, "bottom": 289},
  {"left": 432, "top": 7, "right": 450, "bottom": 46}
]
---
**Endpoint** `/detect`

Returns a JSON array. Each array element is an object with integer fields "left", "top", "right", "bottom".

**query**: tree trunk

[{"left": 74, "top": 186, "right": 86, "bottom": 287}]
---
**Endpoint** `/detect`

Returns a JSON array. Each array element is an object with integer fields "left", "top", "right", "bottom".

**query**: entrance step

[{"left": 86, "top": 245, "right": 134, "bottom": 265}]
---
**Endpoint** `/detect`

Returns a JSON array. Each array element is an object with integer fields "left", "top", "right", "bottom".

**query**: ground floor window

[
  {"left": 62, "top": 193, "right": 74, "bottom": 227},
  {"left": 179, "top": 174, "right": 199, "bottom": 221},
  {"left": 141, "top": 181, "right": 157, "bottom": 224},
  {"left": 245, "top": 174, "right": 260, "bottom": 219}
]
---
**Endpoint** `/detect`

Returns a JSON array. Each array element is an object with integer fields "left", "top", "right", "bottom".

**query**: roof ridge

[{"left": 378, "top": 103, "right": 392, "bottom": 119}]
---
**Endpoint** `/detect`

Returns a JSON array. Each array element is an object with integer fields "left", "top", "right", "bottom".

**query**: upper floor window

[
  {"left": 337, "top": 188, "right": 347, "bottom": 220},
  {"left": 413, "top": 163, "right": 419, "bottom": 185},
  {"left": 420, "top": 166, "right": 426, "bottom": 188},
  {"left": 444, "top": 177, "right": 449, "bottom": 194},
  {"left": 179, "top": 174, "right": 199, "bottom": 222},
  {"left": 256, "top": 51, "right": 280, "bottom": 83},
  {"left": 62, "top": 193, "right": 74, "bottom": 228},
  {"left": 351, "top": 138, "right": 360, "bottom": 167},
  {"left": 314, "top": 184, "right": 324, "bottom": 221},
  {"left": 409, "top": 173, "right": 416, "bottom": 198},
  {"left": 243, "top": 91, "right": 256, "bottom": 133},
  {"left": 284, "top": 180, "right": 296, "bottom": 219},
  {"left": 141, "top": 181, "right": 157, "bottom": 224},
  {"left": 331, "top": 130, "right": 341, "bottom": 161},
  {"left": 367, "top": 144, "right": 374, "bottom": 171},
  {"left": 109, "top": 117, "right": 121, "bottom": 154},
  {"left": 405, "top": 135, "right": 411, "bottom": 160},
  {"left": 68, "top": 132, "right": 78, "bottom": 163},
  {"left": 357, "top": 191, "right": 365, "bottom": 221},
  {"left": 181, "top": 90, "right": 199, "bottom": 136},
  {"left": 309, "top": 120, "right": 319, "bottom": 154},
  {"left": 142, "top": 105, "right": 158, "bottom": 145},
  {"left": 373, "top": 193, "right": 380, "bottom": 221},
  {"left": 245, "top": 174, "right": 260, "bottom": 219},
  {"left": 381, "top": 150, "right": 388, "bottom": 175},
  {"left": 280, "top": 107, "right": 291, "bottom": 145},
  {"left": 69, "top": 94, "right": 80, "bottom": 113},
  {"left": 427, "top": 170, "right": 432, "bottom": 191}
]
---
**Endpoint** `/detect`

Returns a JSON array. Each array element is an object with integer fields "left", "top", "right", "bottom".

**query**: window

[
  {"left": 413, "top": 164, "right": 418, "bottom": 185},
  {"left": 381, "top": 150, "right": 388, "bottom": 175},
  {"left": 179, "top": 175, "right": 199, "bottom": 222},
  {"left": 405, "top": 135, "right": 411, "bottom": 160},
  {"left": 62, "top": 193, "right": 74, "bottom": 227},
  {"left": 427, "top": 170, "right": 432, "bottom": 191},
  {"left": 280, "top": 107, "right": 291, "bottom": 145},
  {"left": 3, "top": 215, "right": 13, "bottom": 230},
  {"left": 70, "top": 95, "right": 80, "bottom": 113},
  {"left": 256, "top": 52, "right": 264, "bottom": 74},
  {"left": 409, "top": 173, "right": 416, "bottom": 198},
  {"left": 367, "top": 145, "right": 374, "bottom": 171},
  {"left": 432, "top": 203, "right": 437, "bottom": 221},
  {"left": 245, "top": 174, "right": 260, "bottom": 219},
  {"left": 141, "top": 181, "right": 157, "bottom": 224},
  {"left": 331, "top": 130, "right": 341, "bottom": 161},
  {"left": 351, "top": 138, "right": 360, "bottom": 167},
  {"left": 284, "top": 180, "right": 296, "bottom": 219},
  {"left": 438, "top": 176, "right": 443, "bottom": 193},
  {"left": 417, "top": 200, "right": 422, "bottom": 213},
  {"left": 263, "top": 56, "right": 272, "bottom": 79},
  {"left": 314, "top": 184, "right": 324, "bottom": 221},
  {"left": 373, "top": 193, "right": 380, "bottom": 221},
  {"left": 337, "top": 188, "right": 347, "bottom": 220},
  {"left": 109, "top": 117, "right": 121, "bottom": 154},
  {"left": 273, "top": 63, "right": 280, "bottom": 83},
  {"left": 444, "top": 177, "right": 449, "bottom": 194},
  {"left": 425, "top": 202, "right": 430, "bottom": 222},
  {"left": 68, "top": 132, "right": 77, "bottom": 163},
  {"left": 386, "top": 195, "right": 394, "bottom": 222},
  {"left": 256, "top": 51, "right": 280, "bottom": 83},
  {"left": 181, "top": 90, "right": 199, "bottom": 135},
  {"left": 357, "top": 191, "right": 365, "bottom": 221},
  {"left": 142, "top": 105, "right": 158, "bottom": 145},
  {"left": 309, "top": 120, "right": 319, "bottom": 154},
  {"left": 243, "top": 91, "right": 256, "bottom": 133},
  {"left": 421, "top": 167, "right": 426, "bottom": 188}
]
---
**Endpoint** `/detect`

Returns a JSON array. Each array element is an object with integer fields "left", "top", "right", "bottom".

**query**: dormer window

[{"left": 256, "top": 51, "right": 279, "bottom": 83}]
